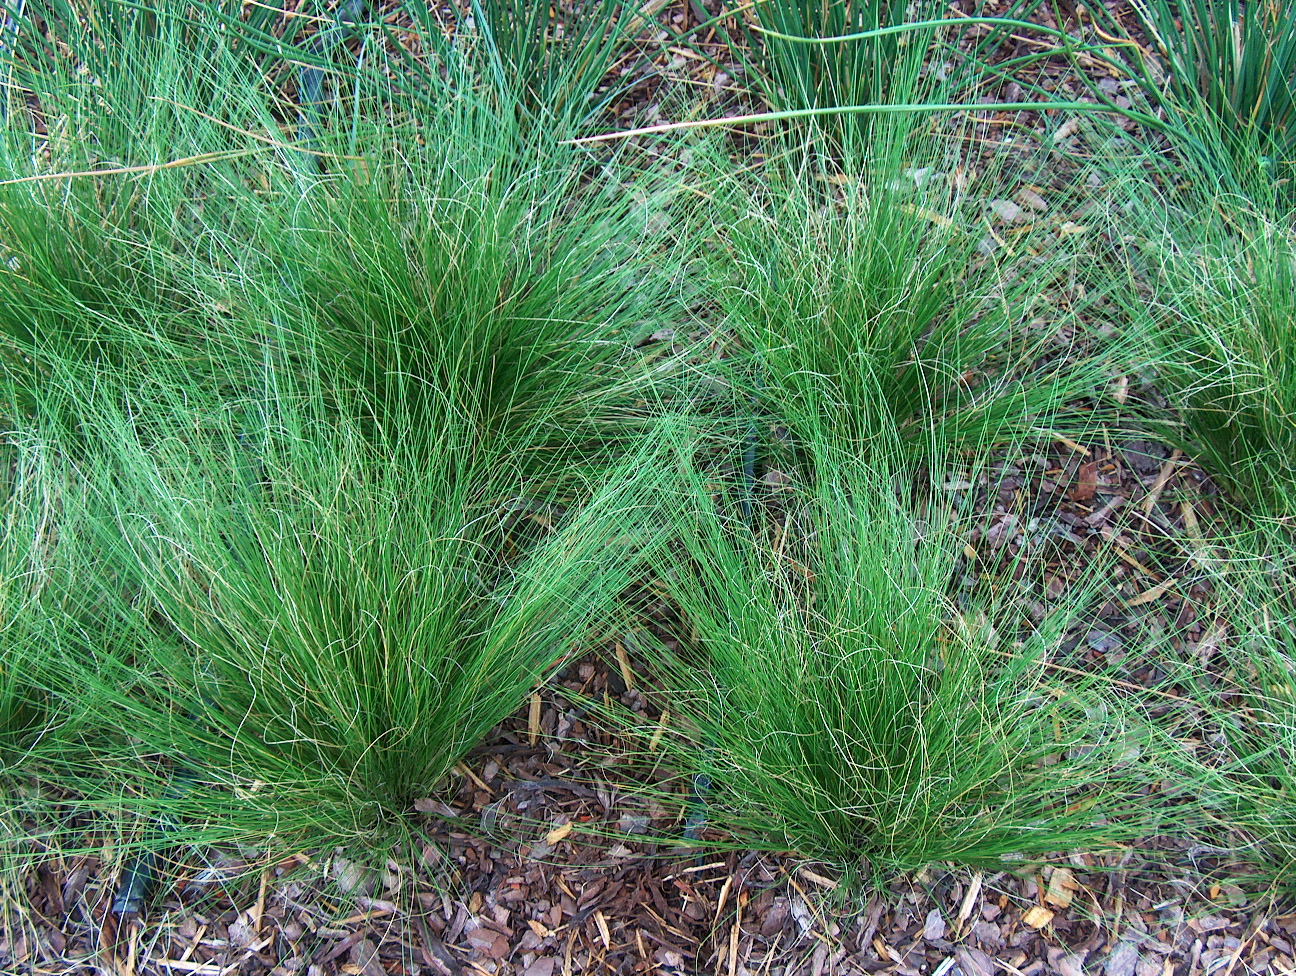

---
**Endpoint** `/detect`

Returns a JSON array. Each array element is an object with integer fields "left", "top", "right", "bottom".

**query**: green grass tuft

[{"left": 614, "top": 439, "right": 1163, "bottom": 874}]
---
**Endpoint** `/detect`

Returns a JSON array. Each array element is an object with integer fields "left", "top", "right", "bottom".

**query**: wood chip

[
  {"left": 545, "top": 822, "right": 574, "bottom": 845},
  {"left": 1112, "top": 374, "right": 1130, "bottom": 403},
  {"left": 1142, "top": 449, "right": 1184, "bottom": 513},
  {"left": 648, "top": 709, "right": 669, "bottom": 752},
  {"left": 989, "top": 199, "right": 1024, "bottom": 222},
  {"left": 958, "top": 874, "right": 984, "bottom": 925},
  {"left": 593, "top": 910, "right": 612, "bottom": 950},
  {"left": 528, "top": 693, "right": 542, "bottom": 745},
  {"left": 956, "top": 944, "right": 996, "bottom": 976},
  {"left": 900, "top": 203, "right": 955, "bottom": 228},
  {"left": 614, "top": 640, "right": 635, "bottom": 691},
  {"left": 1017, "top": 186, "right": 1048, "bottom": 211},
  {"left": 1125, "top": 578, "right": 1178, "bottom": 607},
  {"left": 728, "top": 897, "right": 741, "bottom": 976},
  {"left": 797, "top": 868, "right": 838, "bottom": 890},
  {"left": 153, "top": 961, "right": 232, "bottom": 974}
]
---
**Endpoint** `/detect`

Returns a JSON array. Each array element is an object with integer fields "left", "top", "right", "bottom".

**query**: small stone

[
  {"left": 990, "top": 199, "right": 1024, "bottom": 222},
  {"left": 1104, "top": 942, "right": 1139, "bottom": 976},
  {"left": 1017, "top": 187, "right": 1048, "bottom": 211}
]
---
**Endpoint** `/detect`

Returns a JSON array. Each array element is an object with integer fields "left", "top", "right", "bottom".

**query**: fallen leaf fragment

[
  {"left": 1017, "top": 186, "right": 1048, "bottom": 211},
  {"left": 413, "top": 798, "right": 458, "bottom": 818},
  {"left": 1023, "top": 905, "right": 1055, "bottom": 929},
  {"left": 528, "top": 692, "right": 542, "bottom": 745},
  {"left": 545, "top": 821, "right": 573, "bottom": 845},
  {"left": 1045, "top": 867, "right": 1079, "bottom": 908},
  {"left": 1070, "top": 461, "right": 1099, "bottom": 502}
]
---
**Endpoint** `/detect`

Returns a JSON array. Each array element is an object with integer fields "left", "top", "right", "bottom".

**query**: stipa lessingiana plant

[
  {"left": 1, "top": 0, "right": 692, "bottom": 476},
  {"left": 444, "top": 0, "right": 640, "bottom": 139},
  {"left": 1117, "top": 200, "right": 1296, "bottom": 522},
  {"left": 41, "top": 388, "right": 690, "bottom": 850},
  {"left": 0, "top": 412, "right": 148, "bottom": 770},
  {"left": 0, "top": 0, "right": 697, "bottom": 862},
  {"left": 721, "top": 0, "right": 943, "bottom": 161},
  {"left": 695, "top": 149, "right": 1134, "bottom": 473},
  {"left": 261, "top": 140, "right": 689, "bottom": 482},
  {"left": 0, "top": 0, "right": 327, "bottom": 436},
  {"left": 188, "top": 0, "right": 640, "bottom": 151},
  {"left": 710, "top": 0, "right": 1071, "bottom": 166},
  {"left": 614, "top": 440, "right": 1163, "bottom": 875},
  {"left": 1138, "top": 522, "right": 1296, "bottom": 895},
  {"left": 0, "top": 434, "right": 60, "bottom": 758}
]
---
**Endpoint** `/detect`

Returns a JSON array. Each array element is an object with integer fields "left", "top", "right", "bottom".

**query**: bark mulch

[{"left": 6, "top": 2, "right": 1295, "bottom": 974}]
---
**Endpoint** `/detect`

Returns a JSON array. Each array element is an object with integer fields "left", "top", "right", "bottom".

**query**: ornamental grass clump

[
  {"left": 259, "top": 137, "right": 687, "bottom": 479},
  {"left": 0, "top": 0, "right": 696, "bottom": 860},
  {"left": 1119, "top": 200, "right": 1296, "bottom": 523},
  {"left": 711, "top": 1, "right": 1069, "bottom": 165},
  {"left": 625, "top": 441, "right": 1161, "bottom": 873},
  {"left": 35, "top": 379, "right": 686, "bottom": 849},
  {"left": 1136, "top": 523, "right": 1296, "bottom": 894},
  {"left": 0, "top": 438, "right": 63, "bottom": 760},
  {"left": 722, "top": 0, "right": 942, "bottom": 161},
  {"left": 697, "top": 150, "right": 1130, "bottom": 470}
]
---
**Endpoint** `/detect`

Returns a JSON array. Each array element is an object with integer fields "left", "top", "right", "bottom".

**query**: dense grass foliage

[
  {"left": 0, "top": 0, "right": 693, "bottom": 862},
  {"left": 260, "top": 146, "right": 684, "bottom": 475},
  {"left": 46, "top": 396, "right": 684, "bottom": 846},
  {"left": 1126, "top": 0, "right": 1296, "bottom": 190},
  {"left": 619, "top": 443, "right": 1158, "bottom": 872},
  {"left": 699, "top": 153, "right": 1129, "bottom": 464},
  {"left": 1125, "top": 205, "right": 1296, "bottom": 521},
  {"left": 4, "top": 0, "right": 1296, "bottom": 909}
]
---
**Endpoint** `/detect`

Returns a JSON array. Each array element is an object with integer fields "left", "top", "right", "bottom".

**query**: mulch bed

[
  {"left": 6, "top": 431, "right": 1291, "bottom": 974},
  {"left": 6, "top": 1, "right": 1295, "bottom": 973}
]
